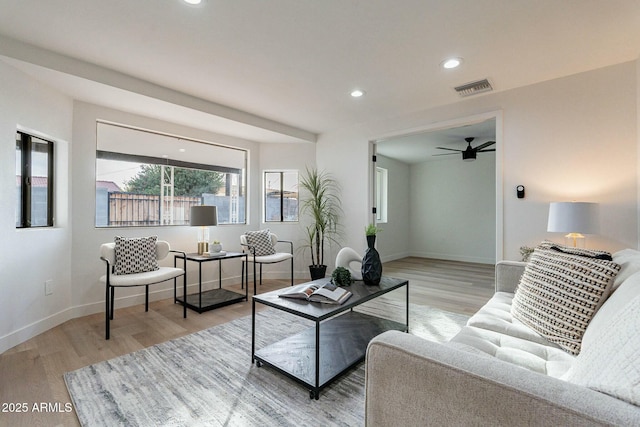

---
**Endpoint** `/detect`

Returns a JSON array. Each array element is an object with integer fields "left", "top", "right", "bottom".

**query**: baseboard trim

[
  {"left": 408, "top": 251, "right": 495, "bottom": 265},
  {"left": 0, "top": 270, "right": 308, "bottom": 354}
]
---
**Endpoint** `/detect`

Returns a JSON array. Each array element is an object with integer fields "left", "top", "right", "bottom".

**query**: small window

[
  {"left": 16, "top": 131, "right": 54, "bottom": 228},
  {"left": 264, "top": 171, "right": 298, "bottom": 222},
  {"left": 375, "top": 166, "right": 388, "bottom": 223}
]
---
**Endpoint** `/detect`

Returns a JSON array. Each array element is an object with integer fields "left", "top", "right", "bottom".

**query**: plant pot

[
  {"left": 362, "top": 235, "right": 382, "bottom": 285},
  {"left": 309, "top": 265, "right": 327, "bottom": 280},
  {"left": 209, "top": 243, "right": 222, "bottom": 254}
]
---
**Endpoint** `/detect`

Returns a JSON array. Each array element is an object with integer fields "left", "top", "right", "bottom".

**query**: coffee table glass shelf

[
  {"left": 251, "top": 276, "right": 409, "bottom": 399},
  {"left": 174, "top": 251, "right": 248, "bottom": 313}
]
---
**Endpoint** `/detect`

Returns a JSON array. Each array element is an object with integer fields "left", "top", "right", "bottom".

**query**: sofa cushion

[
  {"left": 450, "top": 326, "right": 575, "bottom": 378},
  {"left": 114, "top": 236, "right": 159, "bottom": 275},
  {"left": 511, "top": 246, "right": 620, "bottom": 355},
  {"left": 562, "top": 271, "right": 640, "bottom": 406},
  {"left": 612, "top": 248, "right": 640, "bottom": 291},
  {"left": 466, "top": 292, "right": 553, "bottom": 347}
]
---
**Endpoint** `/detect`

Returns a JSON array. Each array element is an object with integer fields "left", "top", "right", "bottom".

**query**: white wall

[
  {"left": 375, "top": 154, "right": 411, "bottom": 261},
  {"left": 409, "top": 155, "right": 496, "bottom": 263},
  {"left": 258, "top": 142, "right": 316, "bottom": 278},
  {"left": 318, "top": 61, "right": 638, "bottom": 262},
  {"left": 0, "top": 61, "right": 74, "bottom": 353}
]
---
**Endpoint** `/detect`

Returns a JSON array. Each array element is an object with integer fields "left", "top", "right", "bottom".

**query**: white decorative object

[{"left": 209, "top": 242, "right": 222, "bottom": 254}]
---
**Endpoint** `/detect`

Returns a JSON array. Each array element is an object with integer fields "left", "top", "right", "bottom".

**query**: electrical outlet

[{"left": 45, "top": 280, "right": 53, "bottom": 296}]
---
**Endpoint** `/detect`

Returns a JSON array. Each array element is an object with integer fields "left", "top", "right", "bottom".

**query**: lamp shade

[
  {"left": 190, "top": 205, "right": 218, "bottom": 226},
  {"left": 547, "top": 202, "right": 598, "bottom": 234}
]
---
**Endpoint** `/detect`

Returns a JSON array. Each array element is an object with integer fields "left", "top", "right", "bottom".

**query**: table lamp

[
  {"left": 547, "top": 202, "right": 598, "bottom": 248},
  {"left": 190, "top": 205, "right": 218, "bottom": 254}
]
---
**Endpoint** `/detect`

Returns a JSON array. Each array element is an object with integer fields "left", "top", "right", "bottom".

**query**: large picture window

[
  {"left": 16, "top": 131, "right": 54, "bottom": 228},
  {"left": 264, "top": 171, "right": 298, "bottom": 222},
  {"left": 95, "top": 123, "right": 246, "bottom": 227}
]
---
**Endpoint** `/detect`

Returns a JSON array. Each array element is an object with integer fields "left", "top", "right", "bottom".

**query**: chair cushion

[
  {"left": 252, "top": 253, "right": 293, "bottom": 263},
  {"left": 101, "top": 266, "right": 184, "bottom": 287},
  {"left": 114, "top": 236, "right": 159, "bottom": 275},
  {"left": 511, "top": 246, "right": 620, "bottom": 355},
  {"left": 244, "top": 230, "right": 276, "bottom": 256}
]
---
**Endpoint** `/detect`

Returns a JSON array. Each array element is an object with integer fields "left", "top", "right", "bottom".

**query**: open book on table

[{"left": 279, "top": 282, "right": 352, "bottom": 305}]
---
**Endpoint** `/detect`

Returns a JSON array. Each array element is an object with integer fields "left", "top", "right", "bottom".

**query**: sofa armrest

[
  {"left": 495, "top": 260, "right": 526, "bottom": 293},
  {"left": 365, "top": 331, "right": 640, "bottom": 427}
]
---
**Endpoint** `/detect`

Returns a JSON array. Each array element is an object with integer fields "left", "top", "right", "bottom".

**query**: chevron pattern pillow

[
  {"left": 114, "top": 236, "right": 159, "bottom": 275},
  {"left": 245, "top": 230, "right": 275, "bottom": 256},
  {"left": 511, "top": 246, "right": 620, "bottom": 355}
]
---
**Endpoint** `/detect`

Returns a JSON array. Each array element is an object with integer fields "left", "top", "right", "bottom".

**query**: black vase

[{"left": 361, "top": 235, "right": 382, "bottom": 285}]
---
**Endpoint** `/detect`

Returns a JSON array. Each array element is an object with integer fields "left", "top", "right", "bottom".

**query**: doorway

[{"left": 371, "top": 112, "right": 502, "bottom": 264}]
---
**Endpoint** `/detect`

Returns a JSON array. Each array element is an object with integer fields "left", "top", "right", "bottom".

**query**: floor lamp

[{"left": 547, "top": 202, "right": 599, "bottom": 248}]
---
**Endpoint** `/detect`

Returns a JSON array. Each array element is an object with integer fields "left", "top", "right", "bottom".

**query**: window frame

[
  {"left": 264, "top": 170, "right": 299, "bottom": 223},
  {"left": 16, "top": 131, "right": 54, "bottom": 228},
  {"left": 375, "top": 166, "right": 388, "bottom": 223}
]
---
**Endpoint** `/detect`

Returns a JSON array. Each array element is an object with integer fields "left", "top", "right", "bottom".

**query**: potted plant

[
  {"left": 362, "top": 223, "right": 383, "bottom": 285},
  {"left": 299, "top": 167, "right": 342, "bottom": 280}
]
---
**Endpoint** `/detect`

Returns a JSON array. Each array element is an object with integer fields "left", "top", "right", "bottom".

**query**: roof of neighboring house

[{"left": 96, "top": 180, "right": 123, "bottom": 192}]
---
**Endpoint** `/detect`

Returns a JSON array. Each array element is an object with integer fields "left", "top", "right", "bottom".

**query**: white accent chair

[
  {"left": 99, "top": 240, "right": 186, "bottom": 340},
  {"left": 240, "top": 232, "right": 293, "bottom": 294},
  {"left": 335, "top": 247, "right": 363, "bottom": 281}
]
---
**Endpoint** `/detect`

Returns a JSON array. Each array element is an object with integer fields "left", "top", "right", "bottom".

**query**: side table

[{"left": 174, "top": 251, "right": 249, "bottom": 313}]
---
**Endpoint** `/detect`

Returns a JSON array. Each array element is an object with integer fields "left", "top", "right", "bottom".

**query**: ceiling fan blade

[
  {"left": 477, "top": 149, "right": 496, "bottom": 152},
  {"left": 436, "top": 147, "right": 463, "bottom": 152},
  {"left": 473, "top": 140, "right": 496, "bottom": 151},
  {"left": 433, "top": 152, "right": 458, "bottom": 156}
]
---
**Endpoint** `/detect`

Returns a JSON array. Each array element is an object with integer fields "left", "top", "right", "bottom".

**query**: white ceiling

[
  {"left": 376, "top": 118, "right": 496, "bottom": 164},
  {"left": 0, "top": 0, "right": 639, "bottom": 144}
]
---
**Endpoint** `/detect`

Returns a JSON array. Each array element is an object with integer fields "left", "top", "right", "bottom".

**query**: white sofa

[{"left": 365, "top": 247, "right": 640, "bottom": 426}]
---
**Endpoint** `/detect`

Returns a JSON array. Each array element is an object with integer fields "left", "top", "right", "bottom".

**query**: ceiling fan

[{"left": 435, "top": 137, "right": 496, "bottom": 161}]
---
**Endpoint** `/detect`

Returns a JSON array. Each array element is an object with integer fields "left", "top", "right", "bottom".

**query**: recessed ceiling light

[
  {"left": 179, "top": 148, "right": 186, "bottom": 153},
  {"left": 183, "top": 0, "right": 202, "bottom": 4},
  {"left": 162, "top": 154, "right": 169, "bottom": 158},
  {"left": 350, "top": 89, "right": 365, "bottom": 98},
  {"left": 442, "top": 57, "right": 463, "bottom": 69}
]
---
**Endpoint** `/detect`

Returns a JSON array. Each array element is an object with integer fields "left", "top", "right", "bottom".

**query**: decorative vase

[
  {"left": 209, "top": 243, "right": 222, "bottom": 254},
  {"left": 309, "top": 264, "right": 327, "bottom": 280},
  {"left": 362, "top": 235, "right": 382, "bottom": 285}
]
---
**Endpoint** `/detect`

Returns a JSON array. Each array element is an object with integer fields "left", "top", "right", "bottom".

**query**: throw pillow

[
  {"left": 537, "top": 240, "right": 613, "bottom": 260},
  {"left": 114, "top": 236, "right": 159, "bottom": 275},
  {"left": 562, "top": 286, "right": 640, "bottom": 406},
  {"left": 244, "top": 229, "right": 275, "bottom": 256},
  {"left": 511, "top": 246, "right": 620, "bottom": 355}
]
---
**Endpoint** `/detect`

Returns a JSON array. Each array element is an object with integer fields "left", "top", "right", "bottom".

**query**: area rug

[{"left": 64, "top": 302, "right": 468, "bottom": 426}]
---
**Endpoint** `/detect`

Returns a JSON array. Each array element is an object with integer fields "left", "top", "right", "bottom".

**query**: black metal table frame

[
  {"left": 251, "top": 277, "right": 409, "bottom": 399},
  {"left": 174, "top": 252, "right": 249, "bottom": 313}
]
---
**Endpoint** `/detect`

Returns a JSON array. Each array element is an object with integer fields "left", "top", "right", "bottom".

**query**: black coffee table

[{"left": 251, "top": 276, "right": 409, "bottom": 399}]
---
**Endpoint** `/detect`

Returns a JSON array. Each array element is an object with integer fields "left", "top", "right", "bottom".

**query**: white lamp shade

[
  {"left": 547, "top": 202, "right": 599, "bottom": 234},
  {"left": 190, "top": 205, "right": 218, "bottom": 226}
]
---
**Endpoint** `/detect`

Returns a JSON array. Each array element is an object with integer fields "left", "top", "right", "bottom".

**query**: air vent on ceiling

[{"left": 454, "top": 79, "right": 493, "bottom": 97}]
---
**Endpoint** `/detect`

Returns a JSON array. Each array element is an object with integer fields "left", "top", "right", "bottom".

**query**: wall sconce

[
  {"left": 190, "top": 205, "right": 218, "bottom": 254},
  {"left": 547, "top": 202, "right": 599, "bottom": 248}
]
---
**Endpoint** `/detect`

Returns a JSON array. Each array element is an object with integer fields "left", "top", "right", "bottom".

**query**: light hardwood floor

[{"left": 0, "top": 257, "right": 494, "bottom": 427}]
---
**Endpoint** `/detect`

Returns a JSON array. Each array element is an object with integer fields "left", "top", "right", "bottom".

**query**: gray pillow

[{"left": 245, "top": 230, "right": 275, "bottom": 256}]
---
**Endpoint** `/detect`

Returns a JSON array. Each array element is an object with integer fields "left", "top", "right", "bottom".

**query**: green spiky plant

[
  {"left": 365, "top": 223, "right": 382, "bottom": 236},
  {"left": 299, "top": 167, "right": 342, "bottom": 275}
]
